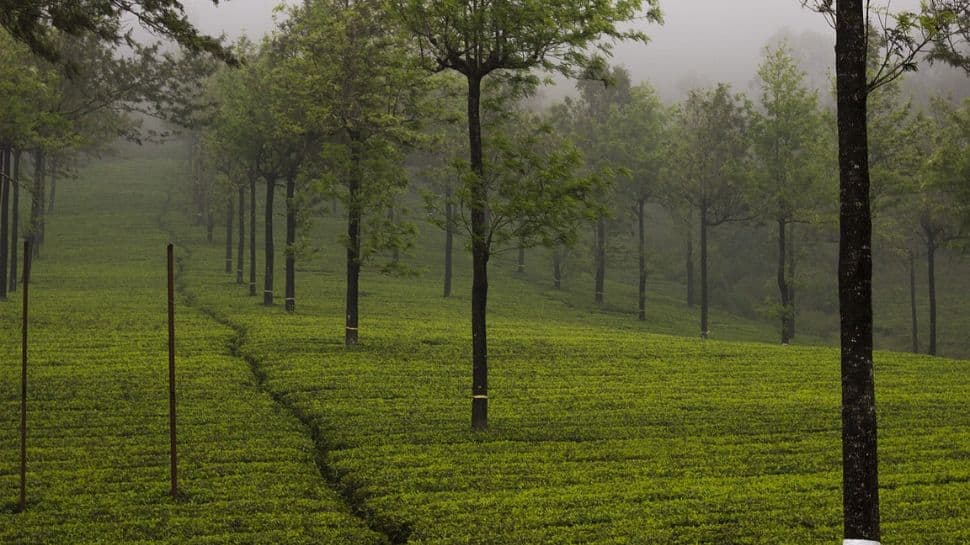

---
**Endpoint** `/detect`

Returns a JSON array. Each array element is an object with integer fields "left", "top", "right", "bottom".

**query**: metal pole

[
  {"left": 19, "top": 240, "right": 31, "bottom": 512},
  {"left": 167, "top": 243, "right": 178, "bottom": 498}
]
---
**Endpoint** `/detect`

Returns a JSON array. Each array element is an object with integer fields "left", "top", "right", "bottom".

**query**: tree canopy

[{"left": 0, "top": 0, "right": 235, "bottom": 67}]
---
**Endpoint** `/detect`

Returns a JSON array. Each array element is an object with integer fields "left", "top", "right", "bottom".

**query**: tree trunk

[
  {"left": 225, "top": 195, "right": 234, "bottom": 273},
  {"left": 594, "top": 216, "right": 606, "bottom": 304},
  {"left": 206, "top": 211, "right": 215, "bottom": 243},
  {"left": 700, "top": 204, "right": 709, "bottom": 338},
  {"left": 30, "top": 150, "right": 45, "bottom": 258},
  {"left": 237, "top": 184, "right": 245, "bottom": 285},
  {"left": 836, "top": 1, "right": 880, "bottom": 540},
  {"left": 909, "top": 251, "right": 919, "bottom": 354},
  {"left": 686, "top": 228, "right": 695, "bottom": 308},
  {"left": 0, "top": 145, "right": 10, "bottom": 300},
  {"left": 345, "top": 143, "right": 363, "bottom": 345},
  {"left": 553, "top": 245, "right": 562, "bottom": 289},
  {"left": 389, "top": 206, "right": 400, "bottom": 264},
  {"left": 516, "top": 244, "right": 525, "bottom": 273},
  {"left": 263, "top": 178, "right": 275, "bottom": 306},
  {"left": 787, "top": 222, "right": 796, "bottom": 340},
  {"left": 443, "top": 186, "right": 454, "bottom": 298},
  {"left": 468, "top": 74, "right": 489, "bottom": 431},
  {"left": 9, "top": 150, "right": 20, "bottom": 293},
  {"left": 778, "top": 218, "right": 792, "bottom": 344},
  {"left": 249, "top": 174, "right": 257, "bottom": 297},
  {"left": 637, "top": 198, "right": 647, "bottom": 321},
  {"left": 285, "top": 175, "right": 296, "bottom": 313},
  {"left": 926, "top": 236, "right": 937, "bottom": 356},
  {"left": 47, "top": 158, "right": 56, "bottom": 214}
]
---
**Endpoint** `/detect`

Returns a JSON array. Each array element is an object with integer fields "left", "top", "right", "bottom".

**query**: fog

[
  {"left": 180, "top": 0, "right": 962, "bottom": 102},
  {"left": 183, "top": 1, "right": 836, "bottom": 98}
]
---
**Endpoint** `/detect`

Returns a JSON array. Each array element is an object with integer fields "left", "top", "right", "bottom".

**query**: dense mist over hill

[{"left": 182, "top": 0, "right": 965, "bottom": 103}]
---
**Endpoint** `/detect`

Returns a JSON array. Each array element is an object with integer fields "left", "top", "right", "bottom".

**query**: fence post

[
  {"left": 167, "top": 243, "right": 178, "bottom": 498},
  {"left": 19, "top": 240, "right": 31, "bottom": 512}
]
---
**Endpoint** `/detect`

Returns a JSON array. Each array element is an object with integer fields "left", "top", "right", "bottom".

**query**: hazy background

[
  {"left": 181, "top": 1, "right": 832, "bottom": 97},
  {"left": 179, "top": 0, "right": 964, "bottom": 102}
]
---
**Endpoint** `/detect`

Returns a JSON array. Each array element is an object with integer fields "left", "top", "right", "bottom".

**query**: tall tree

[
  {"left": 284, "top": 0, "right": 426, "bottom": 338},
  {"left": 262, "top": 35, "right": 319, "bottom": 314},
  {"left": 573, "top": 66, "right": 633, "bottom": 305},
  {"left": 918, "top": 99, "right": 970, "bottom": 355},
  {"left": 607, "top": 83, "right": 667, "bottom": 320},
  {"left": 420, "top": 75, "right": 467, "bottom": 298},
  {"left": 804, "top": 1, "right": 970, "bottom": 540},
  {"left": 208, "top": 43, "right": 300, "bottom": 308},
  {"left": 395, "top": 0, "right": 660, "bottom": 430},
  {"left": 752, "top": 43, "right": 829, "bottom": 343},
  {"left": 669, "top": 84, "right": 752, "bottom": 338}
]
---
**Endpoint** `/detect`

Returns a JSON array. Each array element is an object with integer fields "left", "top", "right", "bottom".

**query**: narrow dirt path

[{"left": 159, "top": 190, "right": 410, "bottom": 545}]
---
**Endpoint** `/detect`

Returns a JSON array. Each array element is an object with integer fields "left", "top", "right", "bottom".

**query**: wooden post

[
  {"left": 167, "top": 243, "right": 178, "bottom": 498},
  {"left": 18, "top": 240, "right": 31, "bottom": 512}
]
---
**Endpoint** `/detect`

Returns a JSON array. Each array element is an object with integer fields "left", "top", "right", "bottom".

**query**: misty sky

[{"left": 182, "top": 0, "right": 940, "bottom": 102}]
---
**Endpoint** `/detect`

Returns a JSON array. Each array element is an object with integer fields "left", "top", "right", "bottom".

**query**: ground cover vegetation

[
  {"left": 0, "top": 159, "right": 383, "bottom": 544},
  {"left": 168, "top": 151, "right": 968, "bottom": 544}
]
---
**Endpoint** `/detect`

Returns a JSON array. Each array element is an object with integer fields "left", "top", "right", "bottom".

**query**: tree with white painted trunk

[
  {"left": 395, "top": 0, "right": 661, "bottom": 430},
  {"left": 282, "top": 0, "right": 427, "bottom": 342},
  {"left": 803, "top": 1, "right": 970, "bottom": 541}
]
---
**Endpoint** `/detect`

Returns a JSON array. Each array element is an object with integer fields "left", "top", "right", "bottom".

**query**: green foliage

[
  {"left": 867, "top": 78, "right": 921, "bottom": 212},
  {"left": 1, "top": 24, "right": 207, "bottom": 176},
  {"left": 0, "top": 31, "right": 61, "bottom": 150},
  {"left": 562, "top": 65, "right": 636, "bottom": 206},
  {"left": 396, "top": 0, "right": 662, "bottom": 256},
  {"left": 0, "top": 0, "right": 235, "bottom": 68},
  {"left": 925, "top": 1, "right": 970, "bottom": 71},
  {"left": 595, "top": 80, "right": 668, "bottom": 244},
  {"left": 929, "top": 97, "right": 970, "bottom": 235},
  {"left": 420, "top": 73, "right": 600, "bottom": 255},
  {"left": 751, "top": 42, "right": 831, "bottom": 225},
  {"left": 668, "top": 83, "right": 753, "bottom": 225},
  {"left": 471, "top": 109, "right": 596, "bottom": 251},
  {"left": 910, "top": 97, "right": 970, "bottom": 247},
  {"left": 394, "top": 0, "right": 661, "bottom": 79},
  {"left": 253, "top": 0, "right": 431, "bottom": 266}
]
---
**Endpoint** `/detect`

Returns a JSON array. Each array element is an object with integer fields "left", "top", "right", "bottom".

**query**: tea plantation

[
  {"left": 2, "top": 158, "right": 968, "bottom": 543},
  {"left": 0, "top": 161, "right": 382, "bottom": 544}
]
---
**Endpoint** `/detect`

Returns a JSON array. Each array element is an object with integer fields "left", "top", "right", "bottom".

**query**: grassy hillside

[
  {"left": 1, "top": 155, "right": 967, "bottom": 544},
  {"left": 162, "top": 155, "right": 967, "bottom": 544},
  {"left": 0, "top": 160, "right": 382, "bottom": 544}
]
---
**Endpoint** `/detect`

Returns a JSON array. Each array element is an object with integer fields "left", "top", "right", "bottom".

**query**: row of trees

[
  {"left": 547, "top": 43, "right": 968, "bottom": 355},
  {"left": 0, "top": 31, "right": 136, "bottom": 298},
  {"left": 188, "top": 1, "right": 969, "bottom": 437},
  {"left": 191, "top": 3, "right": 968, "bottom": 542},
  {"left": 0, "top": 11, "right": 216, "bottom": 302},
  {"left": 191, "top": 0, "right": 660, "bottom": 432}
]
